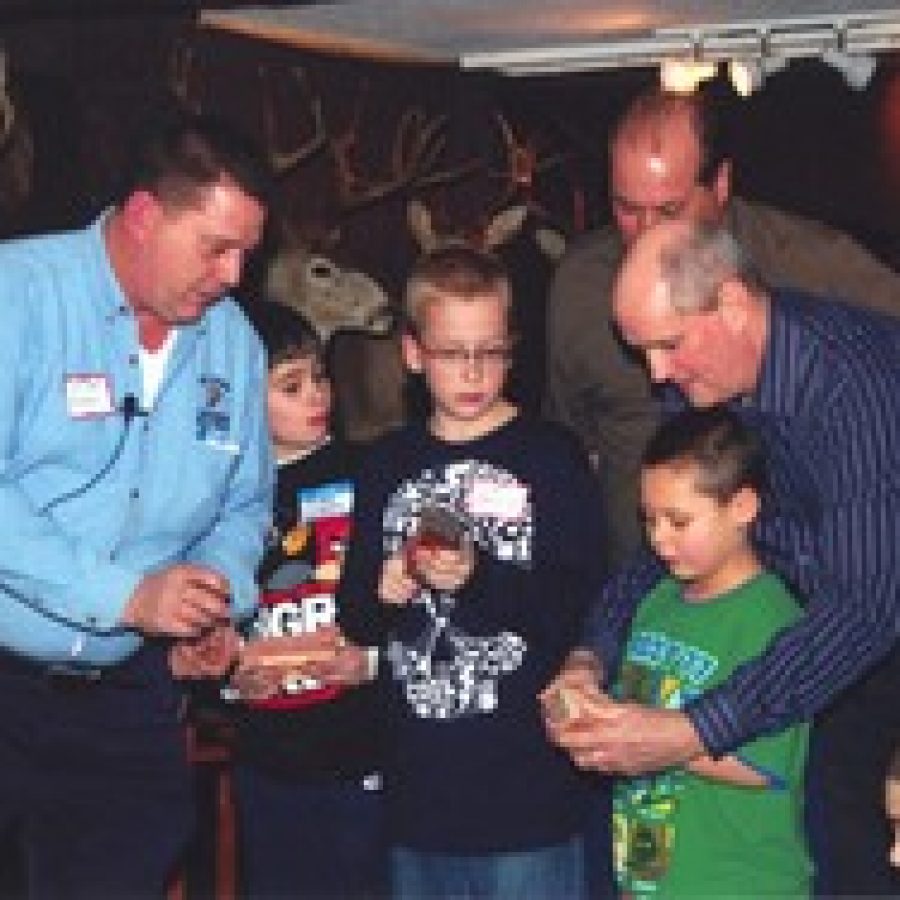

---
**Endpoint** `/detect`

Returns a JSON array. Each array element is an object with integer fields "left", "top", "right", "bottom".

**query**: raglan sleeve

[{"left": 336, "top": 443, "right": 399, "bottom": 647}]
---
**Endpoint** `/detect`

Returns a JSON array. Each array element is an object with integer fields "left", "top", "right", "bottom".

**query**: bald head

[
  {"left": 615, "top": 218, "right": 751, "bottom": 319},
  {"left": 611, "top": 90, "right": 725, "bottom": 182},
  {"left": 613, "top": 219, "right": 768, "bottom": 406},
  {"left": 610, "top": 89, "right": 732, "bottom": 246}
]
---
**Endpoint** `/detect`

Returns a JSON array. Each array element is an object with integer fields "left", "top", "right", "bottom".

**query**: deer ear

[
  {"left": 482, "top": 204, "right": 528, "bottom": 250},
  {"left": 408, "top": 200, "right": 439, "bottom": 252}
]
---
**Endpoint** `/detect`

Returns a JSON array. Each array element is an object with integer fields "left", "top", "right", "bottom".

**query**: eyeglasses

[{"left": 419, "top": 343, "right": 513, "bottom": 369}]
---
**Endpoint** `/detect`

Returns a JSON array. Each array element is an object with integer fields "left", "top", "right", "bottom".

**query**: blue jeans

[{"left": 392, "top": 835, "right": 586, "bottom": 900}]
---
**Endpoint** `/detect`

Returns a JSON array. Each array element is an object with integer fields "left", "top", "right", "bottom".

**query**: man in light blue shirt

[{"left": 0, "top": 112, "right": 274, "bottom": 897}]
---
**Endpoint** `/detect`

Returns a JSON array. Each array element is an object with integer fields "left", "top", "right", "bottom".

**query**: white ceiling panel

[{"left": 201, "top": 1, "right": 900, "bottom": 73}]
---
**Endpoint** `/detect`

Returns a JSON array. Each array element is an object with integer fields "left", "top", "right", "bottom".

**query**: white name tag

[
  {"left": 467, "top": 477, "right": 529, "bottom": 521},
  {"left": 65, "top": 374, "right": 114, "bottom": 419},
  {"left": 300, "top": 481, "right": 354, "bottom": 522}
]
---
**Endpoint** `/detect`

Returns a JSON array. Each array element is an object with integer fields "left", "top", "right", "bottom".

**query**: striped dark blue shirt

[{"left": 582, "top": 288, "right": 900, "bottom": 755}]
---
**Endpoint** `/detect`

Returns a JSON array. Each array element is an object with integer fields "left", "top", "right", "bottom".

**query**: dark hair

[
  {"left": 244, "top": 300, "right": 324, "bottom": 371},
  {"left": 613, "top": 85, "right": 730, "bottom": 188},
  {"left": 642, "top": 407, "right": 766, "bottom": 502},
  {"left": 693, "top": 84, "right": 730, "bottom": 186},
  {"left": 118, "top": 110, "right": 274, "bottom": 208},
  {"left": 403, "top": 244, "right": 512, "bottom": 335}
]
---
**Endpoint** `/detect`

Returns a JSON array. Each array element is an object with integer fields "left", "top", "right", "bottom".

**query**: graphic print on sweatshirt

[
  {"left": 246, "top": 479, "right": 354, "bottom": 710},
  {"left": 613, "top": 630, "right": 718, "bottom": 892},
  {"left": 382, "top": 459, "right": 532, "bottom": 720}
]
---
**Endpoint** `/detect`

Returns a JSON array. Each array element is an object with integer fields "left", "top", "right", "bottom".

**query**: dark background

[
  {"left": 2, "top": 8, "right": 900, "bottom": 414},
  {"left": 4, "top": 12, "right": 900, "bottom": 261}
]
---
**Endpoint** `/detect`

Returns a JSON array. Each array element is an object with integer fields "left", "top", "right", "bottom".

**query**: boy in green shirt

[{"left": 612, "top": 408, "right": 811, "bottom": 897}]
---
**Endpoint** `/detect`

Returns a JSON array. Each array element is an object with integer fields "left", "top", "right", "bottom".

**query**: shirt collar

[
  {"left": 91, "top": 209, "right": 131, "bottom": 317},
  {"left": 277, "top": 435, "right": 332, "bottom": 468},
  {"left": 91, "top": 209, "right": 208, "bottom": 349}
]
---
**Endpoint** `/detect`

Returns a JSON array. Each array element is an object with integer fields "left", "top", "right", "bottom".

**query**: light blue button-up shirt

[{"left": 0, "top": 214, "right": 274, "bottom": 664}]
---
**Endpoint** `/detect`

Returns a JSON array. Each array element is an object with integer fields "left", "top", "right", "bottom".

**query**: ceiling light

[
  {"left": 821, "top": 50, "right": 878, "bottom": 89},
  {"left": 659, "top": 59, "right": 718, "bottom": 94},
  {"left": 727, "top": 59, "right": 763, "bottom": 97}
]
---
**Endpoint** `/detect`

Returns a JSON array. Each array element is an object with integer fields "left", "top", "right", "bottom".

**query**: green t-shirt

[{"left": 613, "top": 572, "right": 811, "bottom": 899}]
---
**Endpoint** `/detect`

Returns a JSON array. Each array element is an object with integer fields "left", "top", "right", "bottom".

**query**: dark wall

[
  {"left": 2, "top": 16, "right": 899, "bottom": 409},
  {"left": 4, "top": 18, "right": 900, "bottom": 249}
]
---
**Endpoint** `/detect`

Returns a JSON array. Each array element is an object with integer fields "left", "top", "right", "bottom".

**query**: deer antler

[
  {"left": 390, "top": 108, "right": 474, "bottom": 192},
  {"left": 491, "top": 111, "right": 565, "bottom": 207},
  {"left": 167, "top": 38, "right": 201, "bottom": 114},
  {"left": 0, "top": 47, "right": 15, "bottom": 150},
  {"left": 330, "top": 86, "right": 480, "bottom": 211},
  {"left": 260, "top": 66, "right": 327, "bottom": 177},
  {"left": 405, "top": 113, "right": 570, "bottom": 254}
]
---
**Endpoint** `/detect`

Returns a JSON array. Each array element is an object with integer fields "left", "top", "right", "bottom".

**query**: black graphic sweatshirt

[
  {"left": 338, "top": 416, "right": 607, "bottom": 852},
  {"left": 235, "top": 439, "right": 383, "bottom": 782}
]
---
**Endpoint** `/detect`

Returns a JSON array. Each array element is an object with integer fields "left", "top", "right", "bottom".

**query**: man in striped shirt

[{"left": 544, "top": 218, "right": 899, "bottom": 895}]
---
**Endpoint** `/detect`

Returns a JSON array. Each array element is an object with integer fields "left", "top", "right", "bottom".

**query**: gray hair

[{"left": 659, "top": 221, "right": 762, "bottom": 313}]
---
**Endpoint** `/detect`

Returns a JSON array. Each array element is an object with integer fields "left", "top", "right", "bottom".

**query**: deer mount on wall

[
  {"left": 406, "top": 199, "right": 530, "bottom": 253},
  {"left": 405, "top": 112, "right": 571, "bottom": 260},
  {"left": 264, "top": 242, "right": 394, "bottom": 343},
  {"left": 167, "top": 38, "right": 577, "bottom": 253},
  {"left": 259, "top": 65, "right": 482, "bottom": 213},
  {"left": 168, "top": 41, "right": 399, "bottom": 342},
  {"left": 164, "top": 36, "right": 581, "bottom": 442}
]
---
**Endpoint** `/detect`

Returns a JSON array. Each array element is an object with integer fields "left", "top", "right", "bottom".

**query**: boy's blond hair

[{"left": 403, "top": 245, "right": 512, "bottom": 336}]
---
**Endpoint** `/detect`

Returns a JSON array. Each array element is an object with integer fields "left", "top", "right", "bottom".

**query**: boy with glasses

[{"left": 337, "top": 245, "right": 607, "bottom": 899}]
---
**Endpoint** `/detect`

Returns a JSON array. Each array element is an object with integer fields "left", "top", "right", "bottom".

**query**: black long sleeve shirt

[{"left": 338, "top": 415, "right": 607, "bottom": 852}]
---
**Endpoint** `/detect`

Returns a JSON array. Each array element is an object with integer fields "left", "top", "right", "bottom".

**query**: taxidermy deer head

[{"left": 264, "top": 245, "right": 393, "bottom": 343}]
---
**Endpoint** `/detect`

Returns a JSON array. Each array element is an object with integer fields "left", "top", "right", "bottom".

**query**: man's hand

[
  {"left": 122, "top": 564, "right": 231, "bottom": 637},
  {"left": 542, "top": 649, "right": 605, "bottom": 697},
  {"left": 169, "top": 624, "right": 241, "bottom": 681},
  {"left": 231, "top": 627, "right": 344, "bottom": 699},
  {"left": 544, "top": 692, "right": 704, "bottom": 776},
  {"left": 302, "top": 642, "right": 374, "bottom": 688}
]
